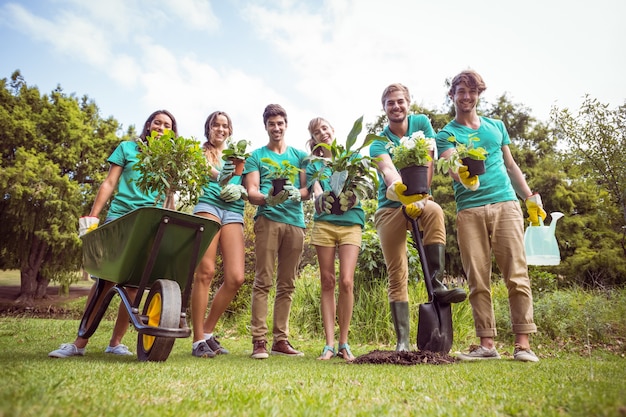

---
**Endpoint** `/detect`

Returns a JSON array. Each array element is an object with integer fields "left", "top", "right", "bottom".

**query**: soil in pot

[
  {"left": 461, "top": 157, "right": 485, "bottom": 176},
  {"left": 399, "top": 165, "right": 429, "bottom": 195}
]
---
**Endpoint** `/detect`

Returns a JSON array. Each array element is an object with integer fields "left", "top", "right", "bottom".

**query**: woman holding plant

[
  {"left": 49, "top": 109, "right": 177, "bottom": 358},
  {"left": 189, "top": 111, "right": 248, "bottom": 358},
  {"left": 305, "top": 117, "right": 365, "bottom": 361}
]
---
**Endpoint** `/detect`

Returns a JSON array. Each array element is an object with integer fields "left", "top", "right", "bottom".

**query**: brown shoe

[
  {"left": 271, "top": 340, "right": 304, "bottom": 357},
  {"left": 251, "top": 340, "right": 269, "bottom": 359}
]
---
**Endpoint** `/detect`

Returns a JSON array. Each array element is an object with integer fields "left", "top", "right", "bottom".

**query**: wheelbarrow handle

[{"left": 402, "top": 207, "right": 435, "bottom": 302}]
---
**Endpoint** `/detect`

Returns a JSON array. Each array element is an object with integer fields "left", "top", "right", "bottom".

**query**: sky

[{"left": 1, "top": 0, "right": 625, "bottom": 151}]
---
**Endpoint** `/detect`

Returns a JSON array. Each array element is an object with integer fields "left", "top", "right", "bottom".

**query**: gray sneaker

[
  {"left": 514, "top": 344, "right": 539, "bottom": 362},
  {"left": 104, "top": 344, "right": 133, "bottom": 356},
  {"left": 192, "top": 341, "right": 216, "bottom": 358},
  {"left": 49, "top": 343, "right": 86, "bottom": 358},
  {"left": 456, "top": 345, "right": 501, "bottom": 361},
  {"left": 206, "top": 335, "right": 229, "bottom": 355}
]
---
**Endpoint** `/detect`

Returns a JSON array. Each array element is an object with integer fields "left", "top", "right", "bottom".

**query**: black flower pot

[
  {"left": 399, "top": 165, "right": 429, "bottom": 195},
  {"left": 271, "top": 178, "right": 287, "bottom": 195},
  {"left": 461, "top": 157, "right": 485, "bottom": 176}
]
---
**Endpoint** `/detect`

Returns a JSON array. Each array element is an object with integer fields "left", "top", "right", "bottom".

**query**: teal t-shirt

[
  {"left": 305, "top": 159, "right": 365, "bottom": 228},
  {"left": 244, "top": 145, "right": 307, "bottom": 228},
  {"left": 107, "top": 140, "right": 162, "bottom": 219},
  {"left": 436, "top": 117, "right": 517, "bottom": 212},
  {"left": 196, "top": 159, "right": 245, "bottom": 215},
  {"left": 370, "top": 114, "right": 436, "bottom": 210}
]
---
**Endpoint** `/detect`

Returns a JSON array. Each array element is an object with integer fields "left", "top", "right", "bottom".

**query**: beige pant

[
  {"left": 457, "top": 201, "right": 537, "bottom": 337},
  {"left": 375, "top": 201, "right": 445, "bottom": 302},
  {"left": 250, "top": 216, "right": 305, "bottom": 342}
]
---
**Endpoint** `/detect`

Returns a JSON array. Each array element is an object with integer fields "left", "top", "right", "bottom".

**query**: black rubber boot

[
  {"left": 424, "top": 244, "right": 467, "bottom": 304},
  {"left": 389, "top": 301, "right": 410, "bottom": 351}
]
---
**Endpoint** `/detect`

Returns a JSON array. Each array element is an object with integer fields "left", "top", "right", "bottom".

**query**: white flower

[
  {"left": 410, "top": 131, "right": 426, "bottom": 141},
  {"left": 400, "top": 136, "right": 416, "bottom": 149}
]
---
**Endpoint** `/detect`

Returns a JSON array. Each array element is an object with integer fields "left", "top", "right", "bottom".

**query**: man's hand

[
  {"left": 265, "top": 188, "right": 289, "bottom": 206},
  {"left": 404, "top": 196, "right": 429, "bottom": 219},
  {"left": 338, "top": 190, "right": 358, "bottom": 212},
  {"left": 456, "top": 163, "right": 480, "bottom": 191},
  {"left": 220, "top": 184, "right": 248, "bottom": 203},
  {"left": 283, "top": 179, "right": 301, "bottom": 203},
  {"left": 79, "top": 216, "right": 99, "bottom": 237},
  {"left": 385, "top": 180, "right": 426, "bottom": 205},
  {"left": 525, "top": 193, "right": 547, "bottom": 226},
  {"left": 218, "top": 160, "right": 236, "bottom": 186},
  {"left": 314, "top": 191, "right": 333, "bottom": 214}
]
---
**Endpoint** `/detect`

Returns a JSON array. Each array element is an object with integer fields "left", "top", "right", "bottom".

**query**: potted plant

[
  {"left": 386, "top": 130, "right": 434, "bottom": 195},
  {"left": 134, "top": 129, "right": 211, "bottom": 210},
  {"left": 221, "top": 138, "right": 251, "bottom": 175},
  {"left": 260, "top": 158, "right": 302, "bottom": 195},
  {"left": 436, "top": 136, "right": 488, "bottom": 177},
  {"left": 307, "top": 115, "right": 385, "bottom": 214}
]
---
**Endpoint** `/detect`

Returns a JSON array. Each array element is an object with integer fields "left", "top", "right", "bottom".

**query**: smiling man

[
  {"left": 243, "top": 104, "right": 310, "bottom": 359},
  {"left": 370, "top": 83, "right": 466, "bottom": 352}
]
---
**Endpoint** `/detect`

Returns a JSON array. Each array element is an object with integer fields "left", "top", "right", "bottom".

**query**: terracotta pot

[
  {"left": 399, "top": 165, "right": 429, "bottom": 195},
  {"left": 229, "top": 157, "right": 245, "bottom": 176},
  {"left": 271, "top": 178, "right": 287, "bottom": 195},
  {"left": 461, "top": 157, "right": 485, "bottom": 176}
]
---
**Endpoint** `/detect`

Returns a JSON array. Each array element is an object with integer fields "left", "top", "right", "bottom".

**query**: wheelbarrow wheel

[{"left": 137, "top": 279, "right": 181, "bottom": 362}]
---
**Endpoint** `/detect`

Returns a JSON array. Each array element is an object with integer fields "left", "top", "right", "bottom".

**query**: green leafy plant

[
  {"left": 386, "top": 130, "right": 434, "bottom": 170},
  {"left": 307, "top": 115, "right": 386, "bottom": 200},
  {"left": 260, "top": 158, "right": 302, "bottom": 183},
  {"left": 134, "top": 129, "right": 210, "bottom": 210},
  {"left": 221, "top": 138, "right": 251, "bottom": 162},
  {"left": 436, "top": 135, "right": 488, "bottom": 174}
]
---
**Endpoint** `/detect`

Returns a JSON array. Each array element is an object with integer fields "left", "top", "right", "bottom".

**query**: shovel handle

[{"left": 402, "top": 207, "right": 435, "bottom": 302}]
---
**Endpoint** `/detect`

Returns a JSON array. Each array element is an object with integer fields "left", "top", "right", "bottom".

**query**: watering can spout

[
  {"left": 548, "top": 212, "right": 564, "bottom": 233},
  {"left": 524, "top": 212, "right": 564, "bottom": 266}
]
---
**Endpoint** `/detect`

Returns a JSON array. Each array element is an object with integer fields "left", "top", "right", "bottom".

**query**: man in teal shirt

[
  {"left": 370, "top": 83, "right": 466, "bottom": 352},
  {"left": 437, "top": 70, "right": 544, "bottom": 362},
  {"left": 244, "top": 104, "right": 309, "bottom": 359}
]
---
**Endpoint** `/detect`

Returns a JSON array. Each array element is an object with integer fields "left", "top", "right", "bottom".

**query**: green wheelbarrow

[{"left": 80, "top": 207, "right": 220, "bottom": 362}]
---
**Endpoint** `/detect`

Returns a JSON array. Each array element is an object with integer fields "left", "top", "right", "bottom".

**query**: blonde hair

[
  {"left": 307, "top": 117, "right": 332, "bottom": 156},
  {"left": 381, "top": 83, "right": 410, "bottom": 108}
]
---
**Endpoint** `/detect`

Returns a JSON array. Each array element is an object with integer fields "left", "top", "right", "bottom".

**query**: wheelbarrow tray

[{"left": 81, "top": 206, "right": 220, "bottom": 289}]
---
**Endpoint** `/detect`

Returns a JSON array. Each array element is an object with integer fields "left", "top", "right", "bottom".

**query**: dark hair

[
  {"left": 262, "top": 104, "right": 288, "bottom": 125},
  {"left": 448, "top": 70, "right": 487, "bottom": 98},
  {"left": 140, "top": 109, "right": 178, "bottom": 140},
  {"left": 202, "top": 111, "right": 233, "bottom": 166}
]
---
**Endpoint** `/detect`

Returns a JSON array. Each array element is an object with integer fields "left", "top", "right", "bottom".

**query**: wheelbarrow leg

[{"left": 77, "top": 278, "right": 117, "bottom": 339}]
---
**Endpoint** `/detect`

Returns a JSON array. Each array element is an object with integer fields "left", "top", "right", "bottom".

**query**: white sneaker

[
  {"left": 456, "top": 345, "right": 501, "bottom": 361},
  {"left": 514, "top": 344, "right": 539, "bottom": 362},
  {"left": 49, "top": 343, "right": 86, "bottom": 358},
  {"left": 104, "top": 344, "right": 133, "bottom": 356}
]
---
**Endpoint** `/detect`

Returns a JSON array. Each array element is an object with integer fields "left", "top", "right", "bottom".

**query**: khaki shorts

[{"left": 311, "top": 221, "right": 362, "bottom": 248}]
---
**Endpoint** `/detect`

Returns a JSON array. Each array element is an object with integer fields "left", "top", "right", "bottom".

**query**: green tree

[{"left": 0, "top": 71, "right": 122, "bottom": 303}]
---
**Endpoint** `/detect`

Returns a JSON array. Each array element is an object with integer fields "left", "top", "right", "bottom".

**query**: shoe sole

[
  {"left": 270, "top": 351, "right": 304, "bottom": 357},
  {"left": 456, "top": 353, "right": 501, "bottom": 361},
  {"left": 251, "top": 353, "right": 269, "bottom": 359}
]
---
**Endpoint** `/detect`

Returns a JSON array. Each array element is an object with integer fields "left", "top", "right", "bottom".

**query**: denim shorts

[{"left": 194, "top": 202, "right": 244, "bottom": 225}]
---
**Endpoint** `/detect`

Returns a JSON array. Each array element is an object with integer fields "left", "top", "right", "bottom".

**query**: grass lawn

[{"left": 1, "top": 318, "right": 624, "bottom": 417}]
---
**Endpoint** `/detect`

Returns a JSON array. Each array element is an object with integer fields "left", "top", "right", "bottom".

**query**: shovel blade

[{"left": 417, "top": 302, "right": 453, "bottom": 353}]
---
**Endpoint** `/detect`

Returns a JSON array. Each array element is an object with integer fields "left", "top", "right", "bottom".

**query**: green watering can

[{"left": 524, "top": 212, "right": 564, "bottom": 266}]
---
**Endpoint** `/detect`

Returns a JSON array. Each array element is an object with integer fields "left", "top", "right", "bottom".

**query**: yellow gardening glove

[
  {"left": 525, "top": 193, "right": 547, "bottom": 226},
  {"left": 456, "top": 164, "right": 480, "bottom": 191},
  {"left": 338, "top": 190, "right": 358, "bottom": 212},
  {"left": 78, "top": 216, "right": 99, "bottom": 237},
  {"left": 404, "top": 195, "right": 429, "bottom": 219},
  {"left": 385, "top": 180, "right": 426, "bottom": 205}
]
